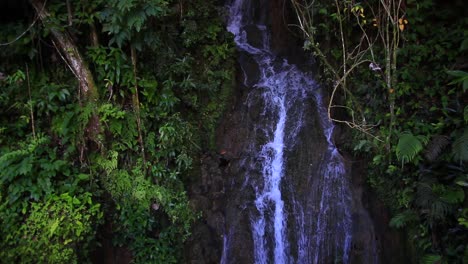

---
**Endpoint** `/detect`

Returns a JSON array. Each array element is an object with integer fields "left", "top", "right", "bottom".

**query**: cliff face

[{"left": 184, "top": 1, "right": 409, "bottom": 263}]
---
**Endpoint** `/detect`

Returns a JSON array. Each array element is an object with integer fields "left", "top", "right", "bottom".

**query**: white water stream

[{"left": 223, "top": 0, "right": 358, "bottom": 263}]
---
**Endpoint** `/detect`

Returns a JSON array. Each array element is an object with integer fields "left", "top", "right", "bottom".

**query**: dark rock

[
  {"left": 207, "top": 211, "right": 225, "bottom": 235},
  {"left": 190, "top": 195, "right": 212, "bottom": 212},
  {"left": 185, "top": 154, "right": 226, "bottom": 264}
]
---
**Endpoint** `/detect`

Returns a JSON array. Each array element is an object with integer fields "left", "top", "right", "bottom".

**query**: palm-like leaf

[
  {"left": 424, "top": 135, "right": 449, "bottom": 162},
  {"left": 396, "top": 132, "right": 423, "bottom": 164},
  {"left": 389, "top": 210, "right": 418, "bottom": 229}
]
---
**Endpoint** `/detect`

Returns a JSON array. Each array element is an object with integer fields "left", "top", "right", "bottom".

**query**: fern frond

[
  {"left": 396, "top": 132, "right": 424, "bottom": 164},
  {"left": 420, "top": 254, "right": 442, "bottom": 264},
  {"left": 429, "top": 200, "right": 451, "bottom": 221},
  {"left": 389, "top": 210, "right": 418, "bottom": 229},
  {"left": 424, "top": 135, "right": 450, "bottom": 162},
  {"left": 440, "top": 186, "right": 464, "bottom": 204},
  {"left": 416, "top": 183, "right": 435, "bottom": 209},
  {"left": 452, "top": 128, "right": 468, "bottom": 162}
]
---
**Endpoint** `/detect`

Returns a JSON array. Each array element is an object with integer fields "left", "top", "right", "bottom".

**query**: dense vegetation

[
  {"left": 291, "top": 0, "right": 467, "bottom": 263},
  {"left": 1, "top": 0, "right": 466, "bottom": 263},
  {"left": 0, "top": 0, "right": 234, "bottom": 263}
]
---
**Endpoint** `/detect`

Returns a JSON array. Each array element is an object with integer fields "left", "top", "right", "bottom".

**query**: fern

[
  {"left": 96, "top": 150, "right": 118, "bottom": 175},
  {"left": 440, "top": 186, "right": 465, "bottom": 204},
  {"left": 416, "top": 183, "right": 456, "bottom": 223},
  {"left": 102, "top": 170, "right": 132, "bottom": 200},
  {"left": 389, "top": 210, "right": 418, "bottom": 229},
  {"left": 452, "top": 128, "right": 468, "bottom": 162},
  {"left": 420, "top": 254, "right": 442, "bottom": 264},
  {"left": 424, "top": 135, "right": 450, "bottom": 162},
  {"left": 396, "top": 132, "right": 424, "bottom": 164},
  {"left": 429, "top": 200, "right": 451, "bottom": 221},
  {"left": 415, "top": 183, "right": 435, "bottom": 209}
]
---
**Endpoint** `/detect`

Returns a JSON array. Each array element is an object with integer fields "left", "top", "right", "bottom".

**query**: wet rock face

[
  {"left": 348, "top": 158, "right": 414, "bottom": 264},
  {"left": 184, "top": 154, "right": 227, "bottom": 264},
  {"left": 185, "top": 0, "right": 327, "bottom": 262},
  {"left": 185, "top": 0, "right": 408, "bottom": 263}
]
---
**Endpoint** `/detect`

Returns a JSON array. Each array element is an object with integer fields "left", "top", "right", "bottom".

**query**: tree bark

[
  {"left": 30, "top": 0, "right": 100, "bottom": 149},
  {"left": 30, "top": 0, "right": 99, "bottom": 103}
]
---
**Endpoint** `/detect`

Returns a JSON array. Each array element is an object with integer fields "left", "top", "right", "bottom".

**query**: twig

[{"left": 66, "top": 0, "right": 73, "bottom": 26}]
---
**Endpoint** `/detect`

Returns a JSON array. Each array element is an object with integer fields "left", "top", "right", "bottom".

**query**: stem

[
  {"left": 26, "top": 64, "right": 36, "bottom": 139},
  {"left": 384, "top": 1, "right": 392, "bottom": 151},
  {"left": 90, "top": 23, "right": 99, "bottom": 47},
  {"left": 335, "top": 0, "right": 347, "bottom": 92},
  {"left": 66, "top": 0, "right": 72, "bottom": 26},
  {"left": 131, "top": 47, "right": 146, "bottom": 165},
  {"left": 328, "top": 59, "right": 371, "bottom": 121}
]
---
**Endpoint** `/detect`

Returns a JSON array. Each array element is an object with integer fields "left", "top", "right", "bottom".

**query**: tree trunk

[
  {"left": 30, "top": 0, "right": 99, "bottom": 103},
  {"left": 30, "top": 0, "right": 100, "bottom": 148}
]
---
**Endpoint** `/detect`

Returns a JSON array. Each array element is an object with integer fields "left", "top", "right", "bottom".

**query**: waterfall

[{"left": 221, "top": 0, "right": 377, "bottom": 263}]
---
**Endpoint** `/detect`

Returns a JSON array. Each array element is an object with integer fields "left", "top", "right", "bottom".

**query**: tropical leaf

[
  {"left": 414, "top": 181, "right": 455, "bottom": 223},
  {"left": 389, "top": 210, "right": 418, "bottom": 229},
  {"left": 452, "top": 128, "right": 468, "bottom": 162},
  {"left": 455, "top": 175, "right": 468, "bottom": 187},
  {"left": 440, "top": 186, "right": 464, "bottom": 204},
  {"left": 424, "top": 135, "right": 450, "bottom": 162},
  {"left": 415, "top": 182, "right": 435, "bottom": 209},
  {"left": 447, "top": 70, "right": 468, "bottom": 92},
  {"left": 396, "top": 132, "right": 424, "bottom": 164},
  {"left": 420, "top": 254, "right": 442, "bottom": 264},
  {"left": 429, "top": 200, "right": 451, "bottom": 221}
]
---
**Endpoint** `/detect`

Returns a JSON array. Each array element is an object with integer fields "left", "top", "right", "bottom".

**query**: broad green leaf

[
  {"left": 447, "top": 70, "right": 468, "bottom": 78},
  {"left": 440, "top": 186, "right": 465, "bottom": 204},
  {"left": 77, "top": 174, "right": 90, "bottom": 181}
]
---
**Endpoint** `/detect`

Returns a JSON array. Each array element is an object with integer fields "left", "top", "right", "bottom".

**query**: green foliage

[
  {"left": 295, "top": 0, "right": 467, "bottom": 262},
  {"left": 452, "top": 128, "right": 468, "bottom": 162},
  {"left": 0, "top": 134, "right": 101, "bottom": 263},
  {"left": 1, "top": 135, "right": 61, "bottom": 202},
  {"left": 447, "top": 70, "right": 468, "bottom": 92},
  {"left": 420, "top": 254, "right": 442, "bottom": 264},
  {"left": 87, "top": 47, "right": 134, "bottom": 92},
  {"left": 389, "top": 210, "right": 418, "bottom": 229},
  {"left": 1, "top": 193, "right": 102, "bottom": 263},
  {"left": 0, "top": 0, "right": 234, "bottom": 262},
  {"left": 396, "top": 133, "right": 425, "bottom": 165},
  {"left": 424, "top": 135, "right": 450, "bottom": 162},
  {"left": 99, "top": 0, "right": 168, "bottom": 48},
  {"left": 458, "top": 209, "right": 468, "bottom": 228}
]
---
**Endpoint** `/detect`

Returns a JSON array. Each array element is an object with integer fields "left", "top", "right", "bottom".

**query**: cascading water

[{"left": 221, "top": 0, "right": 378, "bottom": 263}]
